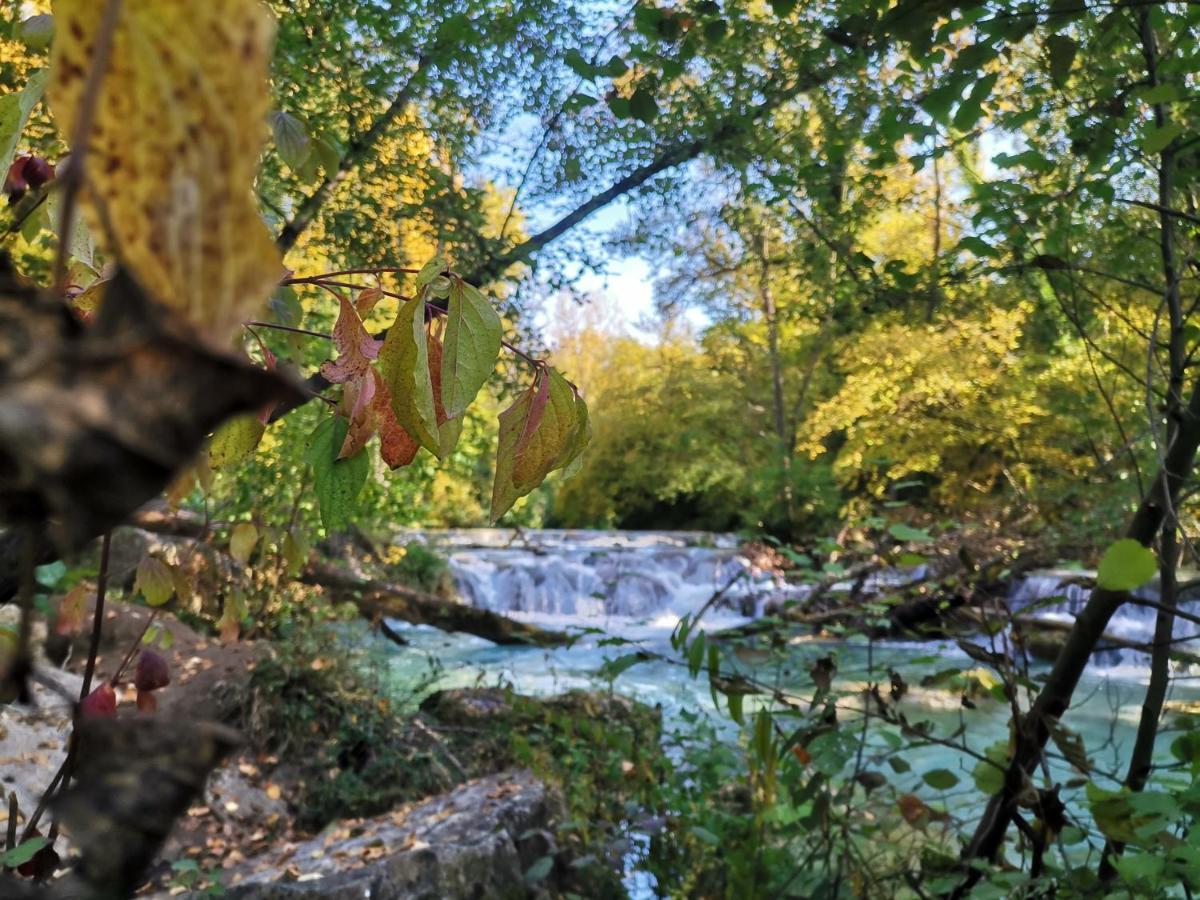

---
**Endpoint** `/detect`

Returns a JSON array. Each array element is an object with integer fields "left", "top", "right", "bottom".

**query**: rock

[
  {"left": 0, "top": 673, "right": 79, "bottom": 825},
  {"left": 421, "top": 687, "right": 661, "bottom": 738},
  {"left": 214, "top": 770, "right": 566, "bottom": 900},
  {"left": 205, "top": 765, "right": 288, "bottom": 828}
]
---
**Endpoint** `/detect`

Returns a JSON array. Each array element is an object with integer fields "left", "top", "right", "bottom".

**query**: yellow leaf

[
  {"left": 49, "top": 0, "right": 282, "bottom": 342},
  {"left": 135, "top": 556, "right": 174, "bottom": 607},
  {"left": 229, "top": 522, "right": 259, "bottom": 565},
  {"left": 209, "top": 414, "right": 266, "bottom": 469}
]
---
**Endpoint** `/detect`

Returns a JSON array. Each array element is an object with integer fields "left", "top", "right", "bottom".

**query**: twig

[{"left": 53, "top": 0, "right": 124, "bottom": 295}]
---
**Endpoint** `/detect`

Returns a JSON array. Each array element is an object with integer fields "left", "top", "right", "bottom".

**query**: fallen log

[{"left": 303, "top": 563, "right": 569, "bottom": 647}]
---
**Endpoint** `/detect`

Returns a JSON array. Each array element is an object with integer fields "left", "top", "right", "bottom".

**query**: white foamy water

[{"left": 396, "top": 528, "right": 780, "bottom": 636}]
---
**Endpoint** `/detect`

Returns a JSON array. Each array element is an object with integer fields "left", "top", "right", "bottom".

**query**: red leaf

[
  {"left": 319, "top": 293, "right": 382, "bottom": 384},
  {"left": 372, "top": 370, "right": 420, "bottom": 469},
  {"left": 80, "top": 683, "right": 118, "bottom": 719},
  {"left": 514, "top": 370, "right": 551, "bottom": 456},
  {"left": 134, "top": 650, "right": 170, "bottom": 692},
  {"left": 4, "top": 155, "right": 55, "bottom": 202}
]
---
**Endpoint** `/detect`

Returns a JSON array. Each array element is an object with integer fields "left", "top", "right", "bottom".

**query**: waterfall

[
  {"left": 396, "top": 529, "right": 780, "bottom": 630},
  {"left": 1008, "top": 569, "right": 1200, "bottom": 671}
]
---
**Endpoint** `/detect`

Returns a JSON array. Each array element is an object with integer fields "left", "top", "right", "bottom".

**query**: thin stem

[
  {"left": 53, "top": 0, "right": 123, "bottom": 295},
  {"left": 245, "top": 321, "right": 333, "bottom": 341},
  {"left": 79, "top": 533, "right": 111, "bottom": 701}
]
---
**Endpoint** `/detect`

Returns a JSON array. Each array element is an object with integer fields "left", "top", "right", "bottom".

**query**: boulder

[{"left": 215, "top": 770, "right": 566, "bottom": 900}]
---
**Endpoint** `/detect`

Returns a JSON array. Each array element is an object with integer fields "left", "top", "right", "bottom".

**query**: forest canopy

[{"left": 0, "top": 0, "right": 1198, "bottom": 898}]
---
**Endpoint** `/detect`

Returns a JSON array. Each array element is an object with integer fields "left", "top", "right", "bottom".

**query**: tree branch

[{"left": 275, "top": 53, "right": 433, "bottom": 252}]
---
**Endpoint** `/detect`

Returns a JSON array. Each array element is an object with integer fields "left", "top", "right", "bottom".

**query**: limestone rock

[{"left": 216, "top": 770, "right": 566, "bottom": 900}]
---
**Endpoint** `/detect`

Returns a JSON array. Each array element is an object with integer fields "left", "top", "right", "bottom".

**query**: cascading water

[
  {"left": 1008, "top": 569, "right": 1200, "bottom": 673},
  {"left": 398, "top": 528, "right": 780, "bottom": 635}
]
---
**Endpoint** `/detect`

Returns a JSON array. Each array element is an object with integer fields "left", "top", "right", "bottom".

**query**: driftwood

[{"left": 303, "top": 563, "right": 569, "bottom": 647}]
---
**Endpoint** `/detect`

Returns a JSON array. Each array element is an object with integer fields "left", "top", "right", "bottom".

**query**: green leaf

[
  {"left": 442, "top": 277, "right": 502, "bottom": 419},
  {"left": 1096, "top": 539, "right": 1157, "bottom": 591},
  {"left": 0, "top": 837, "right": 48, "bottom": 868},
  {"left": 305, "top": 417, "right": 369, "bottom": 533},
  {"left": 209, "top": 414, "right": 266, "bottom": 469},
  {"left": 136, "top": 557, "right": 175, "bottom": 607},
  {"left": 379, "top": 296, "right": 440, "bottom": 454},
  {"left": 416, "top": 256, "right": 448, "bottom": 289},
  {"left": 922, "top": 768, "right": 959, "bottom": 790},
  {"left": 17, "top": 15, "right": 54, "bottom": 51},
  {"left": 1045, "top": 34, "right": 1077, "bottom": 86},
  {"left": 598, "top": 651, "right": 651, "bottom": 680},
  {"left": 770, "top": 0, "right": 797, "bottom": 14},
  {"left": 524, "top": 855, "right": 554, "bottom": 883},
  {"left": 229, "top": 523, "right": 259, "bottom": 566},
  {"left": 271, "top": 110, "right": 312, "bottom": 172},
  {"left": 888, "top": 522, "right": 932, "bottom": 543},
  {"left": 972, "top": 743, "right": 1008, "bottom": 796},
  {"left": 282, "top": 530, "right": 308, "bottom": 577},
  {"left": 563, "top": 49, "right": 594, "bottom": 77},
  {"left": 1142, "top": 121, "right": 1184, "bottom": 155},
  {"left": 312, "top": 135, "right": 343, "bottom": 175},
  {"left": 0, "top": 70, "right": 47, "bottom": 171},
  {"left": 727, "top": 691, "right": 744, "bottom": 725},
  {"left": 687, "top": 632, "right": 707, "bottom": 678},
  {"left": 629, "top": 88, "right": 659, "bottom": 123}
]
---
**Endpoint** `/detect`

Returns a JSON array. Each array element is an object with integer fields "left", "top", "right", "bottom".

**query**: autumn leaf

[
  {"left": 490, "top": 368, "right": 585, "bottom": 521},
  {"left": 320, "top": 292, "right": 382, "bottom": 385},
  {"left": 338, "top": 371, "right": 378, "bottom": 459},
  {"left": 135, "top": 557, "right": 174, "bottom": 607},
  {"left": 48, "top": 0, "right": 282, "bottom": 342},
  {"left": 55, "top": 583, "right": 91, "bottom": 636},
  {"left": 229, "top": 522, "right": 259, "bottom": 565},
  {"left": 209, "top": 414, "right": 266, "bottom": 469},
  {"left": 372, "top": 370, "right": 421, "bottom": 469}
]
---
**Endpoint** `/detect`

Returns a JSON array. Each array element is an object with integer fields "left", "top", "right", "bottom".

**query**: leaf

[
  {"left": 888, "top": 522, "right": 932, "bottom": 542},
  {"left": 17, "top": 15, "right": 55, "bottom": 52},
  {"left": 441, "top": 277, "right": 502, "bottom": 420},
  {"left": 1045, "top": 34, "right": 1077, "bottom": 86},
  {"left": 379, "top": 296, "right": 440, "bottom": 453},
  {"left": 55, "top": 583, "right": 91, "bottom": 636},
  {"left": 136, "top": 557, "right": 174, "bottom": 607},
  {"left": 922, "top": 768, "right": 959, "bottom": 790},
  {"left": 320, "top": 292, "right": 382, "bottom": 385},
  {"left": 972, "top": 742, "right": 1008, "bottom": 796},
  {"left": 305, "top": 417, "right": 369, "bottom": 533},
  {"left": 490, "top": 369, "right": 581, "bottom": 520},
  {"left": 270, "top": 110, "right": 312, "bottom": 172},
  {"left": 49, "top": 0, "right": 282, "bottom": 342},
  {"left": 372, "top": 371, "right": 421, "bottom": 469},
  {"left": 598, "top": 651, "right": 652, "bottom": 680},
  {"left": 0, "top": 838, "right": 48, "bottom": 868},
  {"left": 1097, "top": 539, "right": 1157, "bottom": 591},
  {"left": 0, "top": 70, "right": 47, "bottom": 173},
  {"left": 415, "top": 256, "right": 448, "bottom": 289},
  {"left": 1142, "top": 121, "right": 1184, "bottom": 156},
  {"left": 524, "top": 855, "right": 554, "bottom": 883},
  {"left": 209, "top": 414, "right": 266, "bottom": 469},
  {"left": 629, "top": 88, "right": 659, "bottom": 123},
  {"left": 1048, "top": 718, "right": 1091, "bottom": 773},
  {"left": 338, "top": 370, "right": 378, "bottom": 460},
  {"left": 229, "top": 523, "right": 259, "bottom": 565},
  {"left": 282, "top": 530, "right": 308, "bottom": 576},
  {"left": 897, "top": 793, "right": 931, "bottom": 826}
]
